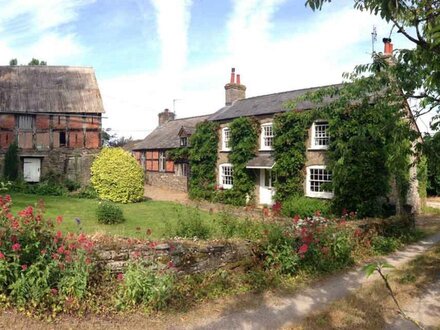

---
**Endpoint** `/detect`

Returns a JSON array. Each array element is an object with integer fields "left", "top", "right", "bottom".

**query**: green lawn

[{"left": 8, "top": 193, "right": 217, "bottom": 240}]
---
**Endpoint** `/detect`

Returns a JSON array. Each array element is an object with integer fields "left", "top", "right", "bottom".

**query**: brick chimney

[
  {"left": 158, "top": 108, "right": 175, "bottom": 126},
  {"left": 383, "top": 38, "right": 393, "bottom": 56},
  {"left": 224, "top": 68, "right": 246, "bottom": 106}
]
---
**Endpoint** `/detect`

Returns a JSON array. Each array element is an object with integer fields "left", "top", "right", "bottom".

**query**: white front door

[
  {"left": 23, "top": 158, "right": 41, "bottom": 182},
  {"left": 259, "top": 169, "right": 275, "bottom": 205}
]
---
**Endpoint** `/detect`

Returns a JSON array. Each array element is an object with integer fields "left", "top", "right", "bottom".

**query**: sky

[{"left": 0, "top": 0, "right": 434, "bottom": 139}]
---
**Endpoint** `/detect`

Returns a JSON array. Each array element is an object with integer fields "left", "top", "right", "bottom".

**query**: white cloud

[{"left": 0, "top": 0, "right": 92, "bottom": 64}]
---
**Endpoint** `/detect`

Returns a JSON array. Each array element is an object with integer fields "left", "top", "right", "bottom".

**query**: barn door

[{"left": 23, "top": 158, "right": 41, "bottom": 182}]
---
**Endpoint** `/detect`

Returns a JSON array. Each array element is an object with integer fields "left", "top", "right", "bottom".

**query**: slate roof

[
  {"left": 208, "top": 84, "right": 342, "bottom": 121},
  {"left": 132, "top": 115, "right": 210, "bottom": 150},
  {"left": 0, "top": 66, "right": 105, "bottom": 114},
  {"left": 246, "top": 153, "right": 275, "bottom": 169}
]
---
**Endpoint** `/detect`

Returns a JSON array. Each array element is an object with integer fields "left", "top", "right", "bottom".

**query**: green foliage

[
  {"left": 9, "top": 58, "right": 17, "bottom": 66},
  {"left": 91, "top": 148, "right": 144, "bottom": 203},
  {"left": 424, "top": 132, "right": 440, "bottom": 196},
  {"left": 96, "top": 202, "right": 125, "bottom": 225},
  {"left": 281, "top": 196, "right": 331, "bottom": 218},
  {"left": 28, "top": 58, "right": 47, "bottom": 65},
  {"left": 63, "top": 179, "right": 81, "bottom": 192},
  {"left": 168, "top": 147, "right": 189, "bottom": 161},
  {"left": 371, "top": 236, "right": 402, "bottom": 255},
  {"left": 214, "top": 211, "right": 263, "bottom": 240},
  {"left": 71, "top": 185, "right": 99, "bottom": 199},
  {"left": 273, "top": 110, "right": 322, "bottom": 201},
  {"left": 417, "top": 156, "right": 428, "bottom": 200},
  {"left": 175, "top": 207, "right": 211, "bottom": 239},
  {"left": 4, "top": 141, "right": 19, "bottom": 181},
  {"left": 188, "top": 121, "right": 219, "bottom": 200},
  {"left": 226, "top": 117, "right": 259, "bottom": 205},
  {"left": 116, "top": 260, "right": 175, "bottom": 310}
]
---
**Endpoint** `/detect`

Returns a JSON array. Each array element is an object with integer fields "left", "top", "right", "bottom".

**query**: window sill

[
  {"left": 220, "top": 149, "right": 231, "bottom": 153},
  {"left": 306, "top": 192, "right": 334, "bottom": 199},
  {"left": 259, "top": 148, "right": 274, "bottom": 152},
  {"left": 308, "top": 147, "right": 329, "bottom": 151}
]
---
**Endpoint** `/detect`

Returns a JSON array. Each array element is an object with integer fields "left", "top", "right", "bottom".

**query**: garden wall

[
  {"left": 146, "top": 171, "right": 188, "bottom": 192},
  {"left": 93, "top": 238, "right": 254, "bottom": 274}
]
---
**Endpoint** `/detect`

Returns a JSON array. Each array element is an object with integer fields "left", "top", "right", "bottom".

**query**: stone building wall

[{"left": 146, "top": 171, "right": 188, "bottom": 192}]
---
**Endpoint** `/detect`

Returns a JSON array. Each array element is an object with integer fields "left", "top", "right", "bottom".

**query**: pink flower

[
  {"left": 12, "top": 243, "right": 21, "bottom": 252},
  {"left": 298, "top": 244, "right": 309, "bottom": 254},
  {"left": 0, "top": 251, "right": 5, "bottom": 260},
  {"left": 167, "top": 261, "right": 174, "bottom": 268},
  {"left": 51, "top": 288, "right": 58, "bottom": 295},
  {"left": 117, "top": 273, "right": 124, "bottom": 281},
  {"left": 21, "top": 264, "right": 27, "bottom": 271}
]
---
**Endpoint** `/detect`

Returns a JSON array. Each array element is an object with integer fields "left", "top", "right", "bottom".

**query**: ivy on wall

[
  {"left": 168, "top": 147, "right": 189, "bottom": 162},
  {"left": 273, "top": 110, "right": 322, "bottom": 202},
  {"left": 227, "top": 117, "right": 259, "bottom": 205},
  {"left": 188, "top": 121, "right": 219, "bottom": 200}
]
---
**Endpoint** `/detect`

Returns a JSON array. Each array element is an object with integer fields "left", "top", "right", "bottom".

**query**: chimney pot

[
  {"left": 236, "top": 74, "right": 241, "bottom": 85},
  {"left": 158, "top": 108, "right": 175, "bottom": 126},
  {"left": 383, "top": 38, "right": 393, "bottom": 55},
  {"left": 230, "top": 67, "right": 236, "bottom": 84}
]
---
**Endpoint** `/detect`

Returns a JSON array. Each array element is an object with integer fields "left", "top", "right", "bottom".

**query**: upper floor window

[
  {"left": 18, "top": 115, "right": 34, "bottom": 130},
  {"left": 222, "top": 127, "right": 231, "bottom": 151},
  {"left": 180, "top": 136, "right": 188, "bottom": 147},
  {"left": 219, "top": 164, "right": 233, "bottom": 189},
  {"left": 311, "top": 121, "right": 330, "bottom": 149},
  {"left": 306, "top": 165, "right": 333, "bottom": 199},
  {"left": 159, "top": 151, "right": 166, "bottom": 172},
  {"left": 260, "top": 123, "right": 274, "bottom": 150}
]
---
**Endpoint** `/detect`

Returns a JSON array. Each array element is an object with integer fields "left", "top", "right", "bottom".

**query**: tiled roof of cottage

[
  {"left": 208, "top": 83, "right": 342, "bottom": 121},
  {"left": 132, "top": 115, "right": 210, "bottom": 150},
  {"left": 0, "top": 66, "right": 104, "bottom": 114}
]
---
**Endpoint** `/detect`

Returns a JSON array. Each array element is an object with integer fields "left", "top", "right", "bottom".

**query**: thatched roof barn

[{"left": 0, "top": 66, "right": 105, "bottom": 114}]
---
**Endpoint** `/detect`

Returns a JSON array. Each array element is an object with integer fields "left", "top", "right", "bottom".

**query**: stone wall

[
  {"left": 93, "top": 239, "right": 254, "bottom": 274},
  {"left": 146, "top": 171, "right": 188, "bottom": 192}
]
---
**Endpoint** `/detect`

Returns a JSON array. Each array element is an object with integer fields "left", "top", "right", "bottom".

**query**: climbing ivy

[
  {"left": 188, "top": 121, "right": 219, "bottom": 200},
  {"left": 273, "top": 110, "right": 323, "bottom": 202},
  {"left": 168, "top": 147, "right": 189, "bottom": 162},
  {"left": 227, "top": 117, "right": 259, "bottom": 206}
]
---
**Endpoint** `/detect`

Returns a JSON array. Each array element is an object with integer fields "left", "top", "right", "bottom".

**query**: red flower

[
  {"left": 21, "top": 264, "right": 28, "bottom": 271},
  {"left": 117, "top": 273, "right": 124, "bottom": 281},
  {"left": 0, "top": 251, "right": 5, "bottom": 260},
  {"left": 56, "top": 216, "right": 63, "bottom": 225},
  {"left": 56, "top": 231, "right": 63, "bottom": 239},
  {"left": 298, "top": 244, "right": 309, "bottom": 254},
  {"left": 354, "top": 228, "right": 362, "bottom": 237},
  {"left": 51, "top": 288, "right": 58, "bottom": 295},
  {"left": 167, "top": 261, "right": 174, "bottom": 268},
  {"left": 12, "top": 243, "right": 21, "bottom": 252},
  {"left": 315, "top": 210, "right": 321, "bottom": 217},
  {"left": 293, "top": 214, "right": 300, "bottom": 223}
]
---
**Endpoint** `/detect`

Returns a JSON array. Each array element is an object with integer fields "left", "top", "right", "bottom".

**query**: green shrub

[
  {"left": 29, "top": 181, "right": 67, "bottom": 196},
  {"left": 116, "top": 260, "right": 174, "bottom": 310},
  {"left": 215, "top": 211, "right": 262, "bottom": 239},
  {"left": 91, "top": 148, "right": 144, "bottom": 203},
  {"left": 63, "top": 179, "right": 81, "bottom": 192},
  {"left": 71, "top": 185, "right": 99, "bottom": 199},
  {"left": 281, "top": 196, "right": 331, "bottom": 218},
  {"left": 175, "top": 207, "right": 211, "bottom": 239},
  {"left": 371, "top": 236, "right": 402, "bottom": 255},
  {"left": 96, "top": 202, "right": 125, "bottom": 224},
  {"left": 4, "top": 141, "right": 19, "bottom": 181}
]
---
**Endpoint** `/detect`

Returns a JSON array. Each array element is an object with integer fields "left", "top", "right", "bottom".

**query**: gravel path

[
  {"left": 386, "top": 280, "right": 440, "bottom": 330},
  {"left": 169, "top": 232, "right": 440, "bottom": 330}
]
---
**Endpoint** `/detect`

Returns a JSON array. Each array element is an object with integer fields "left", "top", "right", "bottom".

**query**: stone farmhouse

[
  {"left": 132, "top": 111, "right": 209, "bottom": 192},
  {"left": 0, "top": 66, "right": 104, "bottom": 184},
  {"left": 134, "top": 41, "right": 422, "bottom": 211}
]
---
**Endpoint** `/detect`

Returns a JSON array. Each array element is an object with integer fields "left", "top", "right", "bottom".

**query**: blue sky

[{"left": 0, "top": 0, "right": 432, "bottom": 138}]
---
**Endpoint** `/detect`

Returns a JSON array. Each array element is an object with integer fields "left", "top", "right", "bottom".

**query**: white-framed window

[
  {"left": 18, "top": 115, "right": 34, "bottom": 130},
  {"left": 260, "top": 123, "right": 274, "bottom": 150},
  {"left": 311, "top": 121, "right": 330, "bottom": 149},
  {"left": 219, "top": 163, "right": 233, "bottom": 189},
  {"left": 306, "top": 165, "right": 333, "bottom": 199},
  {"left": 159, "top": 151, "right": 166, "bottom": 172},
  {"left": 221, "top": 127, "right": 231, "bottom": 151}
]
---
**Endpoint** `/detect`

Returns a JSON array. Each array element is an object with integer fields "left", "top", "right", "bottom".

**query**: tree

[
  {"left": 9, "top": 59, "right": 17, "bottom": 66},
  {"left": 424, "top": 131, "right": 440, "bottom": 195},
  {"left": 306, "top": 0, "right": 440, "bottom": 129},
  {"left": 28, "top": 58, "right": 47, "bottom": 66},
  {"left": 4, "top": 141, "right": 19, "bottom": 181},
  {"left": 101, "top": 128, "right": 132, "bottom": 147}
]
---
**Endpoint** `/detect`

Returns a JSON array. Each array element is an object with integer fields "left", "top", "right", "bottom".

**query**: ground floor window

[
  {"left": 219, "top": 164, "right": 233, "bottom": 189},
  {"left": 306, "top": 165, "right": 333, "bottom": 199},
  {"left": 159, "top": 151, "right": 166, "bottom": 172},
  {"left": 175, "top": 163, "right": 189, "bottom": 177}
]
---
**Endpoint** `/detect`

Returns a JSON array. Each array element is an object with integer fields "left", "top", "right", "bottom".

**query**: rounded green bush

[
  {"left": 91, "top": 148, "right": 144, "bottom": 203},
  {"left": 96, "top": 201, "right": 125, "bottom": 224}
]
